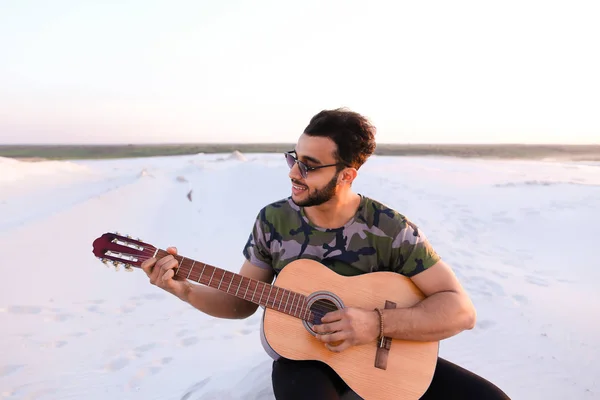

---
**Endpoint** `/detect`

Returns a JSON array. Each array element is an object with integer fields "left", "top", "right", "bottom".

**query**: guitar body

[{"left": 262, "top": 259, "right": 439, "bottom": 400}]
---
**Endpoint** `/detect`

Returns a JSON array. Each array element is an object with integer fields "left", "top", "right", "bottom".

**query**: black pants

[{"left": 271, "top": 357, "right": 510, "bottom": 400}]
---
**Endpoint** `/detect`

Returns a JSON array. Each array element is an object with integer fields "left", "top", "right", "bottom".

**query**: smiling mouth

[{"left": 291, "top": 181, "right": 307, "bottom": 192}]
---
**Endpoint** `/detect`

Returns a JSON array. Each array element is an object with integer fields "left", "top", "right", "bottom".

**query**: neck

[
  {"left": 304, "top": 190, "right": 361, "bottom": 229},
  {"left": 155, "top": 249, "right": 317, "bottom": 322}
]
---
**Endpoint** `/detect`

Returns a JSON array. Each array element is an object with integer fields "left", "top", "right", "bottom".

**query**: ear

[{"left": 339, "top": 167, "right": 358, "bottom": 185}]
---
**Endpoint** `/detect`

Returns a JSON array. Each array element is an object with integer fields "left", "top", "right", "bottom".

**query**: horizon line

[{"left": 2, "top": 142, "right": 600, "bottom": 147}]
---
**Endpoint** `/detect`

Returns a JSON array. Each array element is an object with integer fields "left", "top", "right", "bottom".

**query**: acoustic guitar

[{"left": 92, "top": 232, "right": 439, "bottom": 400}]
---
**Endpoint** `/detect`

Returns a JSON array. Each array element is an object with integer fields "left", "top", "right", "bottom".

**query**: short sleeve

[
  {"left": 395, "top": 219, "right": 441, "bottom": 277},
  {"left": 242, "top": 210, "right": 273, "bottom": 270}
]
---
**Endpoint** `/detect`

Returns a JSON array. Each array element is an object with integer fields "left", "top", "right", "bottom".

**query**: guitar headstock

[{"left": 92, "top": 232, "right": 157, "bottom": 272}]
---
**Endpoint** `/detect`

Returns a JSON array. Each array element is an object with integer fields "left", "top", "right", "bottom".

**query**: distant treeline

[{"left": 1, "top": 143, "right": 599, "bottom": 161}]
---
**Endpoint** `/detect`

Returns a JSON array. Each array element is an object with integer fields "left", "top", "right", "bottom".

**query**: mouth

[{"left": 291, "top": 181, "right": 307, "bottom": 195}]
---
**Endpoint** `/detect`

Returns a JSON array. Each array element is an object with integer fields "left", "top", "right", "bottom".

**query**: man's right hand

[{"left": 141, "top": 246, "right": 192, "bottom": 302}]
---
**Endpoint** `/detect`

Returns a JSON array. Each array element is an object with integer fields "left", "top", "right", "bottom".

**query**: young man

[{"left": 141, "top": 108, "right": 510, "bottom": 399}]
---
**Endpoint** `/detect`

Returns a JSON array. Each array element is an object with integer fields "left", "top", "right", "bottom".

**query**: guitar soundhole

[
  {"left": 302, "top": 291, "right": 344, "bottom": 336},
  {"left": 310, "top": 299, "right": 339, "bottom": 326}
]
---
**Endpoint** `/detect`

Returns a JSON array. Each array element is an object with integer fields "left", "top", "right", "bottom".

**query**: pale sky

[{"left": 1, "top": 0, "right": 598, "bottom": 144}]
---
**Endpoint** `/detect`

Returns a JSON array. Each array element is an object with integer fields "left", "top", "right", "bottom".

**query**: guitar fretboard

[{"left": 156, "top": 250, "right": 314, "bottom": 321}]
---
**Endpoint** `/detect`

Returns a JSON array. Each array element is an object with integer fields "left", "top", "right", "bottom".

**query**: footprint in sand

[
  {"left": 149, "top": 366, "right": 161, "bottom": 374},
  {"left": 180, "top": 337, "right": 199, "bottom": 347},
  {"left": 557, "top": 278, "right": 576, "bottom": 284},
  {"left": 127, "top": 371, "right": 146, "bottom": 390},
  {"left": 492, "top": 215, "right": 515, "bottom": 224},
  {"left": 491, "top": 271, "right": 509, "bottom": 279},
  {"left": 86, "top": 305, "right": 103, "bottom": 314},
  {"left": 105, "top": 357, "right": 130, "bottom": 371},
  {"left": 50, "top": 313, "right": 75, "bottom": 322},
  {"left": 177, "top": 329, "right": 191, "bottom": 337},
  {"left": 134, "top": 343, "right": 160, "bottom": 355},
  {"left": 6, "top": 305, "right": 42, "bottom": 314},
  {"left": 119, "top": 305, "right": 136, "bottom": 314},
  {"left": 128, "top": 358, "right": 173, "bottom": 389},
  {"left": 512, "top": 294, "right": 529, "bottom": 305},
  {"left": 476, "top": 320, "right": 497, "bottom": 330},
  {"left": 47, "top": 340, "right": 68, "bottom": 348},
  {"left": 0, "top": 364, "right": 24, "bottom": 377},
  {"left": 9, "top": 387, "right": 57, "bottom": 399},
  {"left": 531, "top": 268, "right": 554, "bottom": 278},
  {"left": 34, "top": 339, "right": 67, "bottom": 349},
  {"left": 525, "top": 275, "right": 549, "bottom": 287}
]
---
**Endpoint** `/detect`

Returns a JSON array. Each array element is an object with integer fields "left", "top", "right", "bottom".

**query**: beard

[{"left": 291, "top": 172, "right": 339, "bottom": 207}]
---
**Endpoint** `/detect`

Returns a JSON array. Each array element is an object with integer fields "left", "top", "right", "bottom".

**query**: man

[{"left": 141, "top": 108, "right": 510, "bottom": 399}]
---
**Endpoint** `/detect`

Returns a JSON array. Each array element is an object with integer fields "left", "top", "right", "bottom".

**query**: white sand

[{"left": 1, "top": 152, "right": 599, "bottom": 399}]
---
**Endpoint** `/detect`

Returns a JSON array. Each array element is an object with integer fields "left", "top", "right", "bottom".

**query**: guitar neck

[{"left": 155, "top": 249, "right": 313, "bottom": 322}]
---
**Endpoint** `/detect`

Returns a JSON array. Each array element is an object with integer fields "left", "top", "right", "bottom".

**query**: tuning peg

[
  {"left": 124, "top": 265, "right": 133, "bottom": 272},
  {"left": 126, "top": 235, "right": 132, "bottom": 239}
]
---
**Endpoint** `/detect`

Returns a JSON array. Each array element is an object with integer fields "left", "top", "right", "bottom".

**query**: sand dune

[{"left": 1, "top": 153, "right": 599, "bottom": 399}]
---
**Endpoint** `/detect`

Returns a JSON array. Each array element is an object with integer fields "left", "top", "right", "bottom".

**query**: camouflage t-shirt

[{"left": 243, "top": 195, "right": 441, "bottom": 277}]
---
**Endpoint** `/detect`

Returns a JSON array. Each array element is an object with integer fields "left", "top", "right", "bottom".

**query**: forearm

[
  {"left": 183, "top": 282, "right": 257, "bottom": 319},
  {"left": 381, "top": 291, "right": 476, "bottom": 342}
]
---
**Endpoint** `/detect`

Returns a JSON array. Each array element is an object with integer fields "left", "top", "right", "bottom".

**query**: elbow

[
  {"left": 450, "top": 291, "right": 476, "bottom": 331},
  {"left": 454, "top": 290, "right": 476, "bottom": 330},
  {"left": 464, "top": 310, "right": 476, "bottom": 330},
  {"left": 234, "top": 301, "right": 259, "bottom": 319},
  {"left": 462, "top": 304, "right": 477, "bottom": 330}
]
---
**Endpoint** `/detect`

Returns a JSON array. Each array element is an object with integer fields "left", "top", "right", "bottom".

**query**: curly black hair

[{"left": 303, "top": 108, "right": 377, "bottom": 170}]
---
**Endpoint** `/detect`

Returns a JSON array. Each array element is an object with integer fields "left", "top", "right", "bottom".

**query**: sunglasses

[{"left": 284, "top": 151, "right": 346, "bottom": 179}]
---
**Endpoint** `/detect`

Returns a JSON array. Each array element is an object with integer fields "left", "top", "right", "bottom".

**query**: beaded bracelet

[{"left": 374, "top": 308, "right": 384, "bottom": 343}]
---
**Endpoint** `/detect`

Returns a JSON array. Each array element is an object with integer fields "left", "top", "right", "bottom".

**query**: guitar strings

[{"left": 109, "top": 247, "right": 343, "bottom": 317}]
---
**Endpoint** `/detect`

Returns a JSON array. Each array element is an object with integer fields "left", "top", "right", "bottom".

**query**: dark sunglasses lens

[
  {"left": 298, "top": 162, "right": 307, "bottom": 178},
  {"left": 285, "top": 153, "right": 295, "bottom": 168},
  {"left": 284, "top": 153, "right": 307, "bottom": 178}
]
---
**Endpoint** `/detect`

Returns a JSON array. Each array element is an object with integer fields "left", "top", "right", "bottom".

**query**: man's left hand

[{"left": 313, "top": 307, "right": 381, "bottom": 352}]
